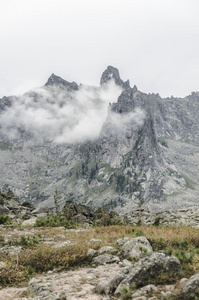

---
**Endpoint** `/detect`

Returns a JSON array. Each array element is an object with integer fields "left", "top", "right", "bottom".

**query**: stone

[
  {"left": 21, "top": 218, "right": 37, "bottom": 227},
  {"left": 89, "top": 239, "right": 102, "bottom": 244},
  {"left": 92, "top": 254, "right": 120, "bottom": 266},
  {"left": 87, "top": 248, "right": 97, "bottom": 257},
  {"left": 117, "top": 237, "right": 131, "bottom": 246},
  {"left": 95, "top": 273, "right": 125, "bottom": 295},
  {"left": 122, "top": 259, "right": 133, "bottom": 267},
  {"left": 180, "top": 272, "right": 199, "bottom": 299},
  {"left": 29, "top": 278, "right": 53, "bottom": 297},
  {"left": 0, "top": 261, "right": 7, "bottom": 268},
  {"left": 161, "top": 290, "right": 171, "bottom": 297},
  {"left": 35, "top": 213, "right": 48, "bottom": 219},
  {"left": 52, "top": 241, "right": 73, "bottom": 248},
  {"left": 122, "top": 236, "right": 153, "bottom": 259},
  {"left": 179, "top": 277, "right": 188, "bottom": 287},
  {"left": 98, "top": 246, "right": 117, "bottom": 254},
  {"left": 0, "top": 245, "right": 22, "bottom": 255},
  {"left": 132, "top": 284, "right": 158, "bottom": 297},
  {"left": 115, "top": 252, "right": 182, "bottom": 295}
]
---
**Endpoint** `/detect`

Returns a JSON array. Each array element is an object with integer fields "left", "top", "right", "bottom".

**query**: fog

[{"left": 0, "top": 81, "right": 124, "bottom": 143}]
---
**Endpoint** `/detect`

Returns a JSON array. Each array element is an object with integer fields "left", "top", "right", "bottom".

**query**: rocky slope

[
  {"left": 0, "top": 225, "right": 199, "bottom": 300},
  {"left": 0, "top": 66, "right": 199, "bottom": 212}
]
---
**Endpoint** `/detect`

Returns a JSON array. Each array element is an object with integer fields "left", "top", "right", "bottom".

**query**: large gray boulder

[
  {"left": 117, "top": 237, "right": 131, "bottom": 246},
  {"left": 29, "top": 278, "right": 53, "bottom": 297},
  {"left": 28, "top": 278, "right": 67, "bottom": 299},
  {"left": 95, "top": 273, "right": 125, "bottom": 295},
  {"left": 180, "top": 272, "right": 199, "bottom": 299},
  {"left": 92, "top": 254, "right": 120, "bottom": 266},
  {"left": 122, "top": 236, "right": 153, "bottom": 259},
  {"left": 115, "top": 252, "right": 182, "bottom": 295}
]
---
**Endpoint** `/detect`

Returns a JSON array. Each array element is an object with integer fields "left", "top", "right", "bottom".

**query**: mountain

[{"left": 0, "top": 66, "right": 199, "bottom": 212}]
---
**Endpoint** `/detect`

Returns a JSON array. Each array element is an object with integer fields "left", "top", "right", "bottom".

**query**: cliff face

[{"left": 0, "top": 66, "right": 198, "bottom": 212}]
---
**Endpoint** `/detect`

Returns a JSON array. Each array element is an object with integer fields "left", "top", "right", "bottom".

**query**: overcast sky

[{"left": 1, "top": 0, "right": 199, "bottom": 98}]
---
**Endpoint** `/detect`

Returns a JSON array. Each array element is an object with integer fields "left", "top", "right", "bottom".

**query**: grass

[{"left": 0, "top": 224, "right": 199, "bottom": 288}]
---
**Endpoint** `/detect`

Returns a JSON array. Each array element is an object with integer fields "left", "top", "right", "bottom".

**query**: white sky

[{"left": 1, "top": 0, "right": 199, "bottom": 98}]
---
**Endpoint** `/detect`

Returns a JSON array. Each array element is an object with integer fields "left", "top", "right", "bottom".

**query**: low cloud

[
  {"left": 0, "top": 81, "right": 125, "bottom": 143},
  {"left": 101, "top": 108, "right": 145, "bottom": 139}
]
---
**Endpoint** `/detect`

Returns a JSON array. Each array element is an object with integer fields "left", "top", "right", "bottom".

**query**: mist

[{"left": 0, "top": 81, "right": 125, "bottom": 143}]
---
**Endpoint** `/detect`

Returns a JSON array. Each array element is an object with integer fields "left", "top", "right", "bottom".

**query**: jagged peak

[
  {"left": 45, "top": 73, "right": 78, "bottom": 91},
  {"left": 100, "top": 66, "right": 130, "bottom": 88}
]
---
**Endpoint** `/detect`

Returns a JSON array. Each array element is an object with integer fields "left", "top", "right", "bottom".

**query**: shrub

[
  {"left": 121, "top": 287, "right": 133, "bottom": 300},
  {"left": 0, "top": 215, "right": 10, "bottom": 225},
  {"left": 153, "top": 217, "right": 161, "bottom": 226},
  {"left": 178, "top": 239, "right": 189, "bottom": 250},
  {"left": 174, "top": 250, "right": 195, "bottom": 265},
  {"left": 19, "top": 244, "right": 90, "bottom": 273},
  {"left": 35, "top": 216, "right": 74, "bottom": 228},
  {"left": 0, "top": 265, "right": 29, "bottom": 286},
  {"left": 19, "top": 235, "right": 39, "bottom": 247},
  {"left": 135, "top": 230, "right": 143, "bottom": 236}
]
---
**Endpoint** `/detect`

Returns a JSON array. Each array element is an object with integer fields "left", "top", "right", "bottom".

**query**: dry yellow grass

[{"left": 0, "top": 224, "right": 199, "bottom": 287}]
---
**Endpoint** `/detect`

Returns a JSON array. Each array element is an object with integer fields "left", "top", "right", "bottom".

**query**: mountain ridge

[{"left": 0, "top": 66, "right": 198, "bottom": 212}]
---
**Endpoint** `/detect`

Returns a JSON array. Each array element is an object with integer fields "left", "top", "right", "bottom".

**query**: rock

[
  {"left": 29, "top": 278, "right": 53, "bottom": 297},
  {"left": 21, "top": 218, "right": 37, "bottom": 227},
  {"left": 180, "top": 272, "right": 199, "bottom": 299},
  {"left": 100, "top": 65, "right": 129, "bottom": 88},
  {"left": 115, "top": 252, "right": 182, "bottom": 295},
  {"left": 122, "top": 259, "right": 133, "bottom": 267},
  {"left": 0, "top": 205, "right": 9, "bottom": 214},
  {"left": 98, "top": 246, "right": 117, "bottom": 254},
  {"left": 52, "top": 241, "right": 73, "bottom": 248},
  {"left": 89, "top": 238, "right": 102, "bottom": 244},
  {"left": 132, "top": 284, "right": 158, "bottom": 297},
  {"left": 122, "top": 236, "right": 153, "bottom": 259},
  {"left": 92, "top": 254, "right": 120, "bottom": 266},
  {"left": 0, "top": 245, "right": 22, "bottom": 255},
  {"left": 87, "top": 248, "right": 97, "bottom": 257},
  {"left": 17, "top": 293, "right": 66, "bottom": 300},
  {"left": 45, "top": 73, "right": 78, "bottom": 91},
  {"left": 179, "top": 277, "right": 188, "bottom": 287},
  {"left": 161, "top": 290, "right": 172, "bottom": 297},
  {"left": 0, "top": 261, "right": 7, "bottom": 268},
  {"left": 35, "top": 212, "right": 48, "bottom": 219},
  {"left": 117, "top": 237, "right": 131, "bottom": 246},
  {"left": 95, "top": 273, "right": 125, "bottom": 295}
]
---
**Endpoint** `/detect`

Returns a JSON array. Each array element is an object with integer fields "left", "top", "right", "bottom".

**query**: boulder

[
  {"left": 95, "top": 273, "right": 126, "bottom": 295},
  {"left": 21, "top": 218, "right": 37, "bottom": 227},
  {"left": 89, "top": 238, "right": 102, "bottom": 244},
  {"left": 117, "top": 237, "right": 131, "bottom": 246},
  {"left": 92, "top": 254, "right": 120, "bottom": 266},
  {"left": 29, "top": 278, "right": 53, "bottom": 297},
  {"left": 98, "top": 246, "right": 117, "bottom": 254},
  {"left": 122, "top": 236, "right": 153, "bottom": 259},
  {"left": 180, "top": 272, "right": 199, "bottom": 299},
  {"left": 52, "top": 241, "right": 73, "bottom": 248},
  {"left": 115, "top": 252, "right": 182, "bottom": 295},
  {"left": 132, "top": 285, "right": 158, "bottom": 297},
  {"left": 0, "top": 245, "right": 22, "bottom": 255},
  {"left": 87, "top": 248, "right": 97, "bottom": 257}
]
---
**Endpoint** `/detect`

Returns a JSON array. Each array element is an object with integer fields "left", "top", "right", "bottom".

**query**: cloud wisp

[{"left": 0, "top": 81, "right": 124, "bottom": 144}]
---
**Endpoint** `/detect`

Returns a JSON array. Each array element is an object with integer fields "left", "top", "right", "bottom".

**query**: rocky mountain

[{"left": 0, "top": 66, "right": 199, "bottom": 212}]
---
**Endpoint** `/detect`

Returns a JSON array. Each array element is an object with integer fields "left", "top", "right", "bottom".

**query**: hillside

[{"left": 0, "top": 66, "right": 199, "bottom": 212}]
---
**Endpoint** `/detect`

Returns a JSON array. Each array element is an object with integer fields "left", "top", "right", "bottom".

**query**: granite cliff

[{"left": 0, "top": 66, "right": 198, "bottom": 212}]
